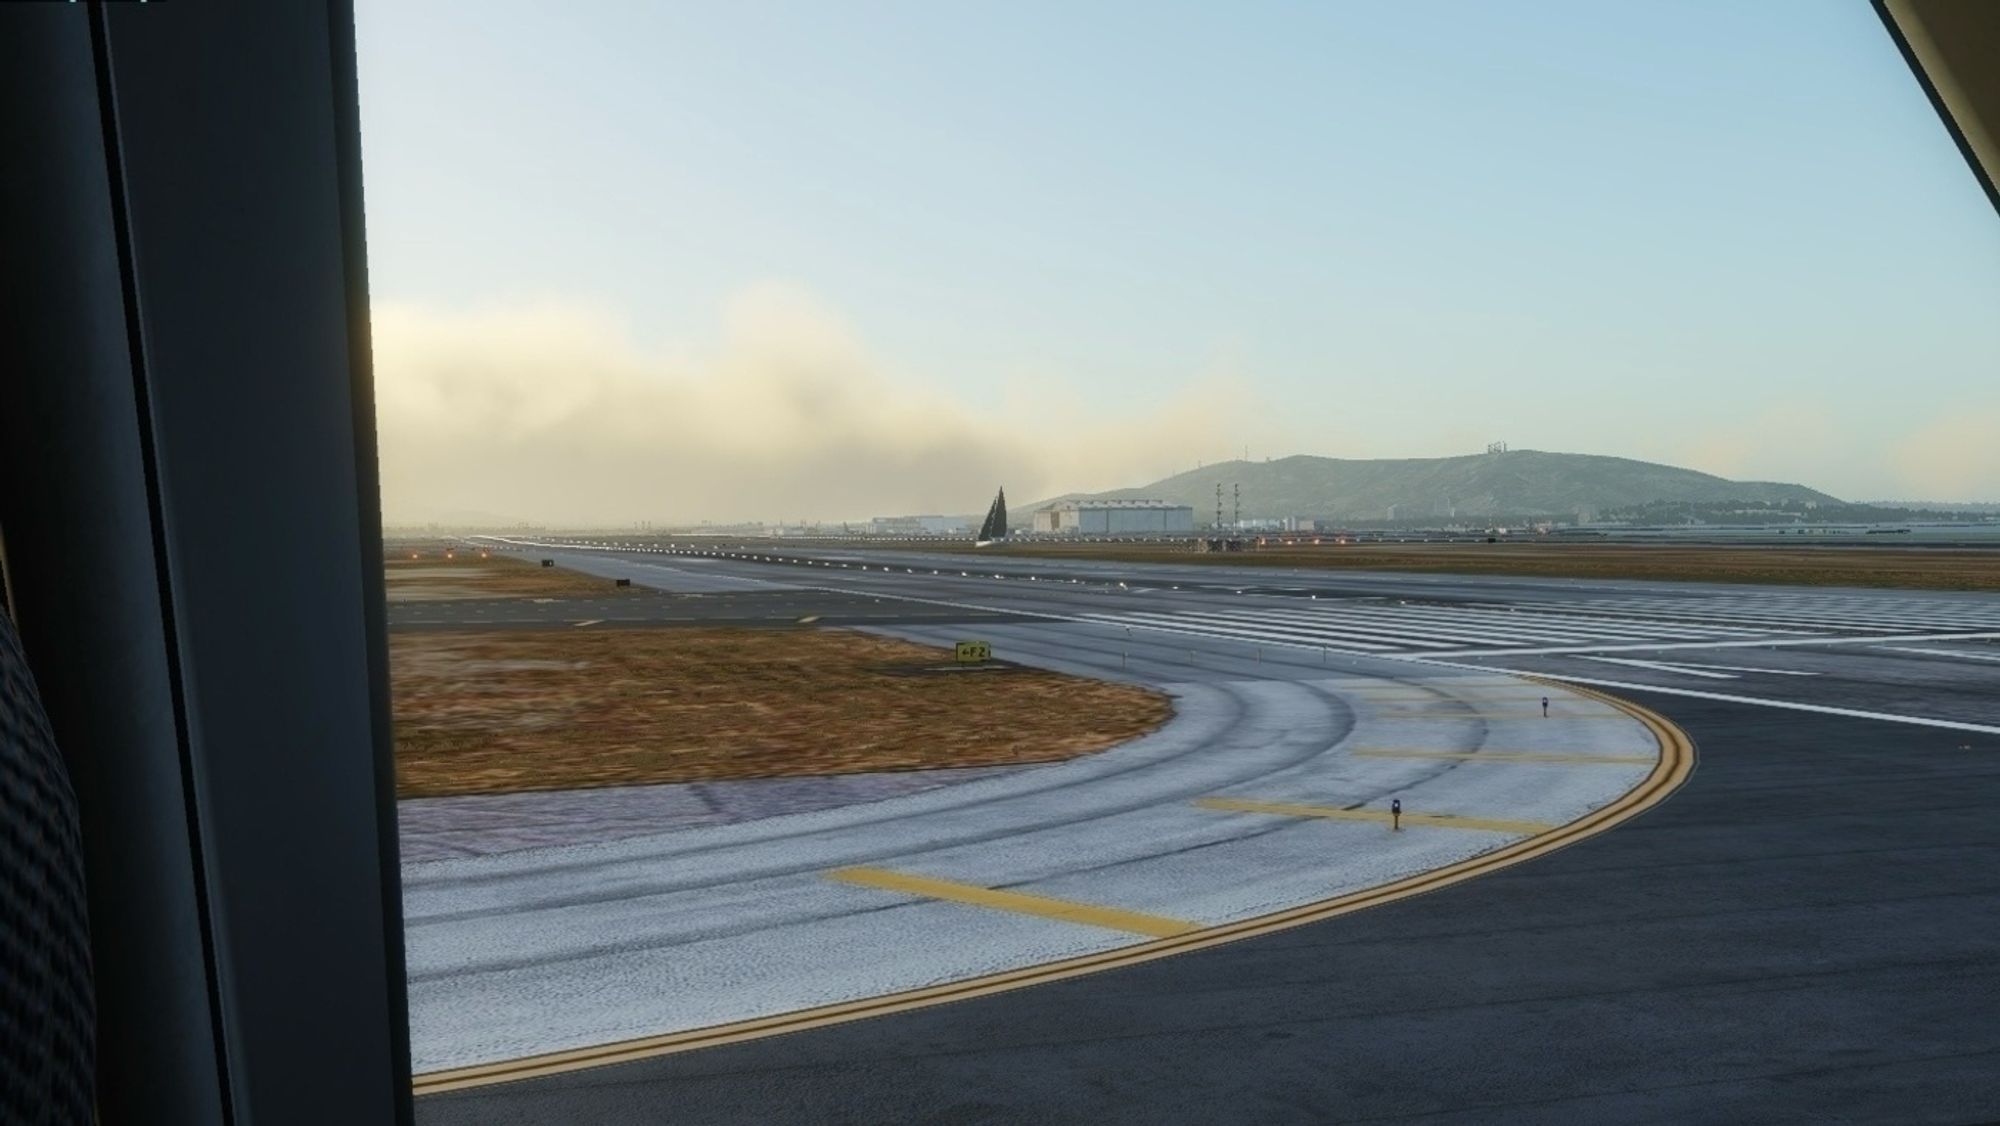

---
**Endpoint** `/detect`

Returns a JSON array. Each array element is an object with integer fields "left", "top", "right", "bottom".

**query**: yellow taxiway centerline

[
  {"left": 1194, "top": 797, "right": 1555, "bottom": 835},
  {"left": 1352, "top": 749, "right": 1658, "bottom": 765},
  {"left": 826, "top": 867, "right": 1199, "bottom": 938}
]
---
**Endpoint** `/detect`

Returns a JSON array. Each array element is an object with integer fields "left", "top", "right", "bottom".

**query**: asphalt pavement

[
  {"left": 409, "top": 539, "right": 2000, "bottom": 1124},
  {"left": 418, "top": 694, "right": 2000, "bottom": 1125}
]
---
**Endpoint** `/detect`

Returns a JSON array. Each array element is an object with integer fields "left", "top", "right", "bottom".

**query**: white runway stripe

[
  {"left": 1548, "top": 609, "right": 1891, "bottom": 634},
  {"left": 1281, "top": 607, "right": 1628, "bottom": 644},
  {"left": 1577, "top": 656, "right": 1739, "bottom": 679},
  {"left": 1872, "top": 645, "right": 2000, "bottom": 663},
  {"left": 1643, "top": 660, "right": 1820, "bottom": 676},
  {"left": 1653, "top": 606, "right": 1998, "bottom": 630},
  {"left": 1332, "top": 606, "right": 1717, "bottom": 643},
  {"left": 1418, "top": 629, "right": 2000, "bottom": 659},
  {"left": 1717, "top": 594, "right": 2000, "bottom": 620},
  {"left": 1576, "top": 595, "right": 2000, "bottom": 634},
  {"left": 1088, "top": 611, "right": 1424, "bottom": 651},
  {"left": 1082, "top": 612, "right": 1400, "bottom": 652},
  {"left": 1215, "top": 608, "right": 1582, "bottom": 647},
  {"left": 1286, "top": 600, "right": 1747, "bottom": 642},
  {"left": 1429, "top": 660, "right": 2000, "bottom": 737},
  {"left": 1564, "top": 602, "right": 1884, "bottom": 629},
  {"left": 1453, "top": 607, "right": 1781, "bottom": 638},
  {"left": 1085, "top": 598, "right": 1816, "bottom": 656},
  {"left": 1157, "top": 608, "right": 1468, "bottom": 644}
]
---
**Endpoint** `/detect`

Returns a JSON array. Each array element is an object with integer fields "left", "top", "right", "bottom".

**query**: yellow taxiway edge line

[
  {"left": 826, "top": 867, "right": 1199, "bottom": 939},
  {"left": 412, "top": 682, "right": 1692, "bottom": 1097},
  {"left": 1352, "top": 749, "right": 1658, "bottom": 765},
  {"left": 1194, "top": 797, "right": 1554, "bottom": 835}
]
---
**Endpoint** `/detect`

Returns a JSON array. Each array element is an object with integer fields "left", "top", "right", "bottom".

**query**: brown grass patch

[
  {"left": 984, "top": 541, "right": 2000, "bottom": 591},
  {"left": 385, "top": 550, "right": 638, "bottom": 601},
  {"left": 390, "top": 627, "right": 1171, "bottom": 798}
]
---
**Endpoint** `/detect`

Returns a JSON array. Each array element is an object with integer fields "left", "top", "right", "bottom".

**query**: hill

[{"left": 1032, "top": 450, "right": 1839, "bottom": 525}]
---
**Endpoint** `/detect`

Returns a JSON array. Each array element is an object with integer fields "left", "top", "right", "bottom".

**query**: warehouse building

[
  {"left": 1031, "top": 499, "right": 1196, "bottom": 534},
  {"left": 869, "top": 514, "right": 971, "bottom": 535}
]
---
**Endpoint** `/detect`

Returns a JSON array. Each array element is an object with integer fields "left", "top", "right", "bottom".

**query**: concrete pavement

[
  {"left": 419, "top": 695, "right": 2000, "bottom": 1125},
  {"left": 403, "top": 661, "right": 1660, "bottom": 1074},
  {"left": 405, "top": 538, "right": 2000, "bottom": 1121}
]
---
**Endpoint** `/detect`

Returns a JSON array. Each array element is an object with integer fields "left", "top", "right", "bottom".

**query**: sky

[{"left": 353, "top": 0, "right": 2000, "bottom": 526}]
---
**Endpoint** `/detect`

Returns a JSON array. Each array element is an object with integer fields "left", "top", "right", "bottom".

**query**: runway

[{"left": 407, "top": 539, "right": 2000, "bottom": 1122}]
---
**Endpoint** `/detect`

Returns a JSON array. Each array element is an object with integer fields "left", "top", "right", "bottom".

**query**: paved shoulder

[{"left": 417, "top": 696, "right": 2000, "bottom": 1125}]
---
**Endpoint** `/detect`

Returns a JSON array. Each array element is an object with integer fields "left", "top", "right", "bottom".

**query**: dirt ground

[
  {"left": 988, "top": 541, "right": 2000, "bottom": 592},
  {"left": 384, "top": 548, "right": 638, "bottom": 601},
  {"left": 390, "top": 627, "right": 1171, "bottom": 799}
]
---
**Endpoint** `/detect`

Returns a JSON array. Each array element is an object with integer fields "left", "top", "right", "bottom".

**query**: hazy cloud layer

[
  {"left": 372, "top": 287, "right": 1258, "bottom": 526},
  {"left": 371, "top": 288, "right": 1996, "bottom": 525},
  {"left": 1662, "top": 403, "right": 1844, "bottom": 490},
  {"left": 1892, "top": 403, "right": 2000, "bottom": 502}
]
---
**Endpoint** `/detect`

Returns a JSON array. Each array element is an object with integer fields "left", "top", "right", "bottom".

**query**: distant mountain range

[
  {"left": 1027, "top": 450, "right": 1840, "bottom": 525},
  {"left": 1861, "top": 500, "right": 2000, "bottom": 514}
]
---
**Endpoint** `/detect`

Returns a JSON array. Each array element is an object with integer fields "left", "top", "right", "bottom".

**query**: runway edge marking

[{"left": 411, "top": 680, "right": 1694, "bottom": 1097}]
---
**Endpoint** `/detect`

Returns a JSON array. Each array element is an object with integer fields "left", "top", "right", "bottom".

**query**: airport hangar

[{"left": 1032, "top": 498, "right": 1197, "bottom": 535}]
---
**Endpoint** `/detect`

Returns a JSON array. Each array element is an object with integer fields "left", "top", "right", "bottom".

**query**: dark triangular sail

[{"left": 976, "top": 487, "right": 1008, "bottom": 543}]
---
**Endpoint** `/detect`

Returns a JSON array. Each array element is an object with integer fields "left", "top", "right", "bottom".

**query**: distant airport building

[
  {"left": 1032, "top": 499, "right": 1196, "bottom": 534},
  {"left": 870, "top": 514, "right": 970, "bottom": 535}
]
